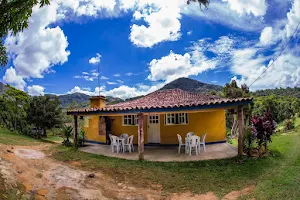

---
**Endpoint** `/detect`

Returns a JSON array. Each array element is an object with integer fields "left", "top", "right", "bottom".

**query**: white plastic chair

[
  {"left": 189, "top": 135, "right": 200, "bottom": 156},
  {"left": 177, "top": 134, "right": 186, "bottom": 154},
  {"left": 110, "top": 135, "right": 120, "bottom": 153},
  {"left": 124, "top": 135, "right": 134, "bottom": 153},
  {"left": 199, "top": 133, "right": 207, "bottom": 152}
]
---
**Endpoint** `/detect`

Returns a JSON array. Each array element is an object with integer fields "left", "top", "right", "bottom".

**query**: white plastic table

[{"left": 118, "top": 138, "right": 126, "bottom": 153}]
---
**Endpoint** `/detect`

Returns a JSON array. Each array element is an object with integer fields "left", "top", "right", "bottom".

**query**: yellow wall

[
  {"left": 83, "top": 109, "right": 226, "bottom": 144},
  {"left": 160, "top": 110, "right": 226, "bottom": 144},
  {"left": 109, "top": 116, "right": 147, "bottom": 144},
  {"left": 83, "top": 116, "right": 106, "bottom": 143}
]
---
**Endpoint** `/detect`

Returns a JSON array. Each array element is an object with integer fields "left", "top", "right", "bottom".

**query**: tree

[
  {"left": 0, "top": 85, "right": 30, "bottom": 131},
  {"left": 27, "top": 95, "right": 63, "bottom": 137},
  {"left": 0, "top": 0, "right": 50, "bottom": 66},
  {"left": 223, "top": 80, "right": 250, "bottom": 137}
]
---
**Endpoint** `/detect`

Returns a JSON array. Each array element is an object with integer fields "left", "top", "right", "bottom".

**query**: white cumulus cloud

[
  {"left": 148, "top": 50, "right": 216, "bottom": 83},
  {"left": 89, "top": 53, "right": 102, "bottom": 65},
  {"left": 27, "top": 85, "right": 45, "bottom": 96},
  {"left": 222, "top": 0, "right": 267, "bottom": 17},
  {"left": 260, "top": 27, "right": 274, "bottom": 45},
  {"left": 3, "top": 67, "right": 26, "bottom": 90}
]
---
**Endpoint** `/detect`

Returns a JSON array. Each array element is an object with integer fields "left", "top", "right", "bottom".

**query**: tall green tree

[
  {"left": 27, "top": 95, "right": 63, "bottom": 137},
  {"left": 0, "top": 0, "right": 50, "bottom": 66},
  {"left": 0, "top": 85, "right": 30, "bottom": 131}
]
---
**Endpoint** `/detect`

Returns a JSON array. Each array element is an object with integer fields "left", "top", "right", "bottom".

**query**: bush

[
  {"left": 283, "top": 119, "right": 294, "bottom": 131},
  {"left": 62, "top": 126, "right": 73, "bottom": 147},
  {"left": 251, "top": 110, "right": 276, "bottom": 156},
  {"left": 243, "top": 126, "right": 254, "bottom": 151},
  {"left": 77, "top": 128, "right": 86, "bottom": 147}
]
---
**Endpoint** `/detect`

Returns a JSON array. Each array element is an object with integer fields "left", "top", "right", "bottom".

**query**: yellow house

[{"left": 67, "top": 89, "right": 251, "bottom": 159}]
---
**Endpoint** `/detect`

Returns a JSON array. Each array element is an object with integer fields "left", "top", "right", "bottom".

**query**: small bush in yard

[
  {"left": 283, "top": 119, "right": 294, "bottom": 131},
  {"left": 251, "top": 109, "right": 276, "bottom": 157},
  {"left": 77, "top": 128, "right": 86, "bottom": 147},
  {"left": 62, "top": 126, "right": 73, "bottom": 147}
]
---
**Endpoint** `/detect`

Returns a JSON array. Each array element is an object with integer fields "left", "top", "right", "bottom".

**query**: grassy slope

[{"left": 0, "top": 128, "right": 41, "bottom": 146}]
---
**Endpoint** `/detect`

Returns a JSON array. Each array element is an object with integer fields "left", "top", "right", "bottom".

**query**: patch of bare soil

[
  {"left": 170, "top": 191, "right": 217, "bottom": 200},
  {"left": 0, "top": 144, "right": 163, "bottom": 200},
  {"left": 0, "top": 143, "right": 255, "bottom": 200},
  {"left": 222, "top": 185, "right": 255, "bottom": 200},
  {"left": 14, "top": 148, "right": 45, "bottom": 159}
]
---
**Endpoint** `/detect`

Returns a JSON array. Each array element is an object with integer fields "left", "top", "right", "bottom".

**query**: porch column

[
  {"left": 74, "top": 115, "right": 78, "bottom": 147},
  {"left": 138, "top": 113, "right": 144, "bottom": 160},
  {"left": 237, "top": 106, "right": 244, "bottom": 156}
]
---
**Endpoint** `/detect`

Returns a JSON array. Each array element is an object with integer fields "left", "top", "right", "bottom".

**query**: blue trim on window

[{"left": 68, "top": 100, "right": 252, "bottom": 115}]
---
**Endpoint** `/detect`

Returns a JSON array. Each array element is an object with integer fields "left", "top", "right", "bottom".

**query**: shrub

[
  {"left": 77, "top": 128, "right": 86, "bottom": 147},
  {"left": 243, "top": 126, "right": 254, "bottom": 151},
  {"left": 283, "top": 119, "right": 294, "bottom": 131},
  {"left": 62, "top": 126, "right": 73, "bottom": 147},
  {"left": 251, "top": 109, "right": 276, "bottom": 156}
]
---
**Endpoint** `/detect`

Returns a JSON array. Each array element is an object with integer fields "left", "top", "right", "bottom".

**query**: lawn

[
  {"left": 0, "top": 127, "right": 63, "bottom": 146},
  {"left": 0, "top": 128, "right": 42, "bottom": 146},
  {"left": 1, "top": 127, "right": 299, "bottom": 199},
  {"left": 51, "top": 131, "right": 300, "bottom": 199}
]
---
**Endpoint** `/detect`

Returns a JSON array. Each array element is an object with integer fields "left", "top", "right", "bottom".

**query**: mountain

[
  {"left": 48, "top": 78, "right": 224, "bottom": 107},
  {"left": 54, "top": 93, "right": 124, "bottom": 108},
  {"left": 160, "top": 77, "right": 223, "bottom": 93}
]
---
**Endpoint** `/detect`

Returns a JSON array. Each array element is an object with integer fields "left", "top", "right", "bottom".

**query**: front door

[{"left": 147, "top": 114, "right": 160, "bottom": 143}]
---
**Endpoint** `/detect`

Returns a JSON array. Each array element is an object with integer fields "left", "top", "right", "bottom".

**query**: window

[
  {"left": 165, "top": 113, "right": 188, "bottom": 125},
  {"left": 123, "top": 115, "right": 138, "bottom": 126}
]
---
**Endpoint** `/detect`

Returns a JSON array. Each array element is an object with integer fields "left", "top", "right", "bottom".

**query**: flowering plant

[{"left": 251, "top": 109, "right": 276, "bottom": 155}]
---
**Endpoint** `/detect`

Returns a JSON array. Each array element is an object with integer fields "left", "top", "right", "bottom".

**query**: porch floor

[{"left": 79, "top": 143, "right": 238, "bottom": 162}]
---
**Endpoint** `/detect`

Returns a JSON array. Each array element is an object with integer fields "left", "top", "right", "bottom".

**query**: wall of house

[
  {"left": 109, "top": 115, "right": 147, "bottom": 144},
  {"left": 83, "top": 116, "right": 106, "bottom": 143},
  {"left": 160, "top": 110, "right": 226, "bottom": 144},
  {"left": 83, "top": 109, "right": 226, "bottom": 144}
]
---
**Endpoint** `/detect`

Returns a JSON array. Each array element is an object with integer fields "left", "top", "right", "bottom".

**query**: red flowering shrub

[{"left": 251, "top": 109, "right": 276, "bottom": 155}]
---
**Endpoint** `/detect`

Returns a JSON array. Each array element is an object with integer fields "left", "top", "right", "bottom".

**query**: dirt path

[{"left": 0, "top": 144, "right": 254, "bottom": 200}]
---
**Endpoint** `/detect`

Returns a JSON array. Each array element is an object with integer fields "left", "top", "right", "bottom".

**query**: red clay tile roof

[{"left": 67, "top": 89, "right": 252, "bottom": 114}]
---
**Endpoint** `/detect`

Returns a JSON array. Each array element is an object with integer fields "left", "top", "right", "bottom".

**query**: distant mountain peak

[{"left": 160, "top": 77, "right": 223, "bottom": 94}]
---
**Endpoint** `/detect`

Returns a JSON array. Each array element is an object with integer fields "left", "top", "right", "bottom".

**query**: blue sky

[{"left": 1, "top": 0, "right": 300, "bottom": 98}]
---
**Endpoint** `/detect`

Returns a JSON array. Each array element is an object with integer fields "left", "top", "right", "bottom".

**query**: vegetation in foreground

[
  {"left": 50, "top": 130, "right": 300, "bottom": 199},
  {"left": 0, "top": 125, "right": 300, "bottom": 199}
]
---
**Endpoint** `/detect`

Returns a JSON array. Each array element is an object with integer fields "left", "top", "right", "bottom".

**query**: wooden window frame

[
  {"left": 165, "top": 113, "right": 188, "bottom": 125},
  {"left": 122, "top": 115, "right": 138, "bottom": 126}
]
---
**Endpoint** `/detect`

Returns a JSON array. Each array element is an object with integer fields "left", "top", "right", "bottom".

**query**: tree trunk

[
  {"left": 43, "top": 128, "right": 47, "bottom": 138},
  {"left": 73, "top": 115, "right": 78, "bottom": 148},
  {"left": 138, "top": 113, "right": 144, "bottom": 160},
  {"left": 237, "top": 106, "right": 244, "bottom": 156}
]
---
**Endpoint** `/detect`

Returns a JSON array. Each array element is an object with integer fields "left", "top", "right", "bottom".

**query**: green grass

[
  {"left": 1, "top": 127, "right": 299, "bottom": 199},
  {"left": 50, "top": 132, "right": 300, "bottom": 199},
  {"left": 0, "top": 128, "right": 42, "bottom": 146},
  {"left": 0, "top": 128, "right": 63, "bottom": 146}
]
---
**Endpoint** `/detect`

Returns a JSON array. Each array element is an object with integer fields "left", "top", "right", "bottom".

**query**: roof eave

[{"left": 67, "top": 99, "right": 252, "bottom": 116}]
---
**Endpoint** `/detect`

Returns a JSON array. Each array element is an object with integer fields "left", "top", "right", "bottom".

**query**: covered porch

[
  {"left": 67, "top": 89, "right": 252, "bottom": 161},
  {"left": 79, "top": 142, "right": 238, "bottom": 162}
]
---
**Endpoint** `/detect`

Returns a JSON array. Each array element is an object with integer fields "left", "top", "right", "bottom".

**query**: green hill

[{"left": 160, "top": 77, "right": 223, "bottom": 93}]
